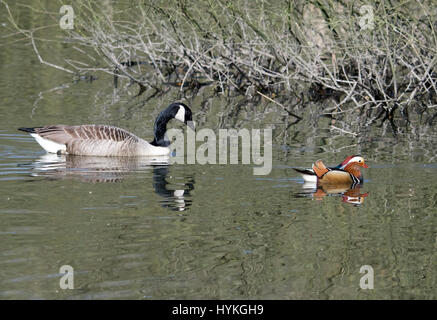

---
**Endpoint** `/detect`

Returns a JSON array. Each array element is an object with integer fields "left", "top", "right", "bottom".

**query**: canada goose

[{"left": 18, "top": 102, "right": 194, "bottom": 157}]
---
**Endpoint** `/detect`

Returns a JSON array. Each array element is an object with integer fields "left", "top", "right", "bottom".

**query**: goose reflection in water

[
  {"left": 297, "top": 181, "right": 369, "bottom": 205},
  {"left": 152, "top": 166, "right": 194, "bottom": 211},
  {"left": 26, "top": 154, "right": 194, "bottom": 211}
]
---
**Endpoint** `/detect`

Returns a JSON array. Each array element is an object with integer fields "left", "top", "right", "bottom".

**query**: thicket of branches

[{"left": 3, "top": 0, "right": 437, "bottom": 127}]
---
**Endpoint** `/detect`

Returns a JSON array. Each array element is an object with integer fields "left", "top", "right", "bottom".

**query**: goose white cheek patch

[
  {"left": 174, "top": 106, "right": 186, "bottom": 123},
  {"left": 31, "top": 133, "right": 66, "bottom": 153}
]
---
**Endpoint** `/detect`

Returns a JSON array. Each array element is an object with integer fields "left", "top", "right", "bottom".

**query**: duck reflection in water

[
  {"left": 26, "top": 154, "right": 194, "bottom": 211},
  {"left": 298, "top": 182, "right": 369, "bottom": 205}
]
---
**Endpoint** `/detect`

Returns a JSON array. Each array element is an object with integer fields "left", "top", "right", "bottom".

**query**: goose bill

[{"left": 187, "top": 121, "right": 196, "bottom": 131}]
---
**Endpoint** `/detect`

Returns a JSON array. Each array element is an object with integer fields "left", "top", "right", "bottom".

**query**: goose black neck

[{"left": 151, "top": 110, "right": 173, "bottom": 147}]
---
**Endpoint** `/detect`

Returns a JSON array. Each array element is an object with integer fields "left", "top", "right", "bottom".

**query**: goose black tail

[{"left": 18, "top": 127, "right": 37, "bottom": 133}]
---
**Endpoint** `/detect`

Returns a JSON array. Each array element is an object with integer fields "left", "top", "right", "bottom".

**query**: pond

[{"left": 0, "top": 4, "right": 436, "bottom": 300}]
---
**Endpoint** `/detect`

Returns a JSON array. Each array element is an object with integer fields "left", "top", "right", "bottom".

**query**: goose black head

[{"left": 152, "top": 102, "right": 195, "bottom": 146}]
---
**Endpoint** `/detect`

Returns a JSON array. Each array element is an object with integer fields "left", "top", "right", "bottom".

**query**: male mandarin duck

[{"left": 294, "top": 155, "right": 369, "bottom": 187}]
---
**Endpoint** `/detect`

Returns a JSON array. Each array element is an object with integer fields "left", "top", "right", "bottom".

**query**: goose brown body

[
  {"left": 18, "top": 102, "right": 193, "bottom": 157},
  {"left": 23, "top": 125, "right": 167, "bottom": 156}
]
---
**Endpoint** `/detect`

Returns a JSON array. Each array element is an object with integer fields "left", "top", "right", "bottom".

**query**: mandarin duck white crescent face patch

[
  {"left": 349, "top": 156, "right": 365, "bottom": 163},
  {"left": 341, "top": 156, "right": 365, "bottom": 169}
]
